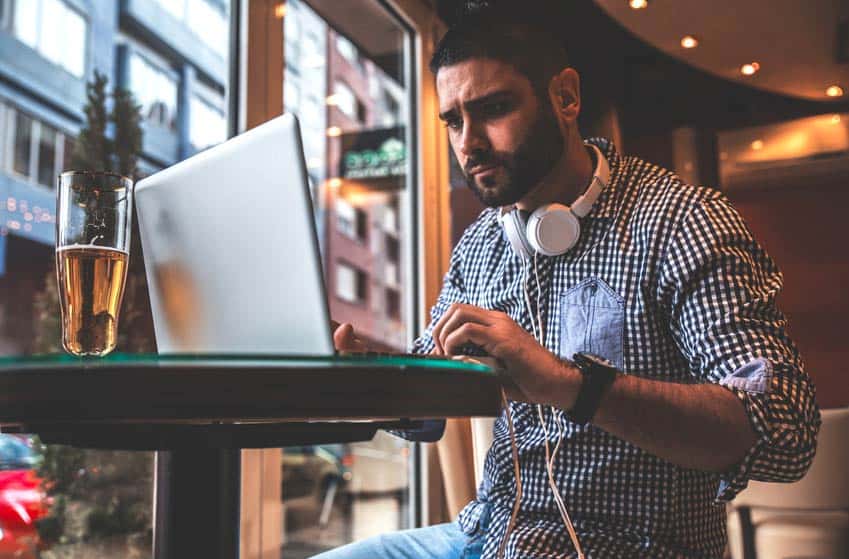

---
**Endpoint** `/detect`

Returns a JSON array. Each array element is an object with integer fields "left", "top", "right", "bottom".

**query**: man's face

[{"left": 436, "top": 58, "right": 564, "bottom": 207}]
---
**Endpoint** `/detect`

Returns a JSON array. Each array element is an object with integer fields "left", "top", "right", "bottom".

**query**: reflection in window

[
  {"left": 129, "top": 52, "right": 178, "bottom": 131},
  {"left": 335, "top": 35, "right": 359, "bottom": 67},
  {"left": 336, "top": 197, "right": 367, "bottom": 241},
  {"left": 190, "top": 95, "right": 227, "bottom": 150},
  {"left": 10, "top": 0, "right": 87, "bottom": 78}
]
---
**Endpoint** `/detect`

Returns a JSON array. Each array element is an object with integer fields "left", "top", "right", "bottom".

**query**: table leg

[{"left": 154, "top": 449, "right": 241, "bottom": 559}]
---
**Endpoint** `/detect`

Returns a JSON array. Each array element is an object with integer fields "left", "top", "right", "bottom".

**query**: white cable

[{"left": 497, "top": 388, "right": 522, "bottom": 559}]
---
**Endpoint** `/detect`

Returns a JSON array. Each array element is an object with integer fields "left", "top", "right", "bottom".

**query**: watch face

[{"left": 574, "top": 352, "right": 614, "bottom": 368}]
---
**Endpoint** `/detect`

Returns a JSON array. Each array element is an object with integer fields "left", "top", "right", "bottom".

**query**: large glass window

[
  {"left": 0, "top": 1, "right": 233, "bottom": 556},
  {"left": 8, "top": 0, "right": 87, "bottom": 77},
  {"left": 129, "top": 51, "right": 179, "bottom": 131},
  {"left": 281, "top": 0, "right": 414, "bottom": 554}
]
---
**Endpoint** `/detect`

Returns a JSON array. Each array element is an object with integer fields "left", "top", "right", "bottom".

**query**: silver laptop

[{"left": 135, "top": 113, "right": 334, "bottom": 355}]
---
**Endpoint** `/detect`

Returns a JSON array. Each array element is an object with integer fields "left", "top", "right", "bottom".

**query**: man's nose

[{"left": 458, "top": 120, "right": 489, "bottom": 158}]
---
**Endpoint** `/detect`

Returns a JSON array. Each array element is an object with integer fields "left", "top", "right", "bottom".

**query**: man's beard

[{"left": 463, "top": 106, "right": 564, "bottom": 208}]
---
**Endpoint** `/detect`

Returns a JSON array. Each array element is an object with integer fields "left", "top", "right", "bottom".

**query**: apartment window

[
  {"left": 336, "top": 261, "right": 367, "bottom": 303},
  {"left": 190, "top": 93, "right": 227, "bottom": 150},
  {"left": 12, "top": 110, "right": 32, "bottom": 177},
  {"left": 36, "top": 122, "right": 57, "bottom": 187},
  {"left": 8, "top": 0, "right": 87, "bottom": 78},
  {"left": 335, "top": 34, "right": 359, "bottom": 67},
  {"left": 6, "top": 107, "right": 69, "bottom": 188},
  {"left": 129, "top": 52, "right": 179, "bottom": 131},
  {"left": 332, "top": 81, "right": 358, "bottom": 121},
  {"left": 335, "top": 197, "right": 367, "bottom": 241},
  {"left": 385, "top": 288, "right": 401, "bottom": 320},
  {"left": 153, "top": 0, "right": 229, "bottom": 58}
]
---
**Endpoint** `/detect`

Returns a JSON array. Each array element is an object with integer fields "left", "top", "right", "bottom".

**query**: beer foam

[{"left": 57, "top": 244, "right": 129, "bottom": 255}]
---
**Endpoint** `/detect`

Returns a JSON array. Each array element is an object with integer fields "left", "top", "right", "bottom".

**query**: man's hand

[
  {"left": 331, "top": 320, "right": 368, "bottom": 353},
  {"left": 430, "top": 303, "right": 579, "bottom": 406}
]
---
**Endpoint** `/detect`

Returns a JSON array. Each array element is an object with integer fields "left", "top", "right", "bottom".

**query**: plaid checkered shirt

[{"left": 408, "top": 138, "right": 820, "bottom": 558}]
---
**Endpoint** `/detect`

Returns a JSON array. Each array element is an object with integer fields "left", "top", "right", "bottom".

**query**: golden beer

[{"left": 57, "top": 245, "right": 129, "bottom": 356}]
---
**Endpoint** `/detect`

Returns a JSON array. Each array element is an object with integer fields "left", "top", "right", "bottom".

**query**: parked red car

[{"left": 0, "top": 435, "right": 49, "bottom": 559}]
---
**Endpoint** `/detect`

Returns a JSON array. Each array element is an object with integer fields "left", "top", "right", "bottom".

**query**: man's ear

[{"left": 547, "top": 67, "right": 581, "bottom": 124}]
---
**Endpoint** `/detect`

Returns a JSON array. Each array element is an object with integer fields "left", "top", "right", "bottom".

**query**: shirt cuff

[{"left": 715, "top": 358, "right": 774, "bottom": 502}]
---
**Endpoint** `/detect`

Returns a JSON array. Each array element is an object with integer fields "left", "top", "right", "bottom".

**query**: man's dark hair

[{"left": 429, "top": 9, "right": 570, "bottom": 98}]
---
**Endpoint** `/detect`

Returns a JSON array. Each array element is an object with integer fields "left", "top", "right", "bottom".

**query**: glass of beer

[{"left": 56, "top": 171, "right": 133, "bottom": 357}]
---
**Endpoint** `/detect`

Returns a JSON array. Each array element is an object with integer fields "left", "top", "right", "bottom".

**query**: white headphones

[{"left": 499, "top": 143, "right": 609, "bottom": 259}]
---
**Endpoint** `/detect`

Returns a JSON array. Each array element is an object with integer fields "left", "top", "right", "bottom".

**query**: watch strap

[{"left": 565, "top": 353, "right": 618, "bottom": 426}]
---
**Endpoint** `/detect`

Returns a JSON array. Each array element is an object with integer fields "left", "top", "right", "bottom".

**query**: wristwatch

[{"left": 565, "top": 352, "right": 619, "bottom": 426}]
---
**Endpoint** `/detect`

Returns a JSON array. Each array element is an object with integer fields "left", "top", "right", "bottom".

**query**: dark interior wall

[{"left": 729, "top": 182, "right": 849, "bottom": 408}]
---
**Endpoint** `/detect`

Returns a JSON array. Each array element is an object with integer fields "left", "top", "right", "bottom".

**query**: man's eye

[{"left": 443, "top": 118, "right": 462, "bottom": 131}]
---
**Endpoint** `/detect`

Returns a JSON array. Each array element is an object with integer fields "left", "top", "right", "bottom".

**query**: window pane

[
  {"left": 13, "top": 110, "right": 32, "bottom": 176},
  {"left": 12, "top": 0, "right": 39, "bottom": 48},
  {"left": 156, "top": 0, "right": 187, "bottom": 20},
  {"left": 0, "top": 2, "right": 233, "bottom": 557},
  {"left": 129, "top": 52, "right": 178, "bottom": 130},
  {"left": 37, "top": 122, "right": 56, "bottom": 187},
  {"left": 187, "top": 0, "right": 228, "bottom": 57},
  {"left": 282, "top": 0, "right": 413, "bottom": 554},
  {"left": 62, "top": 4, "right": 87, "bottom": 78},
  {"left": 189, "top": 95, "right": 226, "bottom": 150}
]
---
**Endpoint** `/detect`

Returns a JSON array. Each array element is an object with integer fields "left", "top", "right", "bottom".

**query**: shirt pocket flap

[{"left": 559, "top": 277, "right": 625, "bottom": 369}]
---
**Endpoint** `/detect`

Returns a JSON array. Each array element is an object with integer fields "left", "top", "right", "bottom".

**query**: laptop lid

[{"left": 135, "top": 113, "right": 334, "bottom": 355}]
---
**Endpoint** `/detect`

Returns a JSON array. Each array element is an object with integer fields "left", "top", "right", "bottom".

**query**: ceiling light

[
  {"left": 274, "top": 3, "right": 287, "bottom": 19},
  {"left": 740, "top": 62, "right": 760, "bottom": 76},
  {"left": 326, "top": 126, "right": 342, "bottom": 137},
  {"left": 628, "top": 0, "right": 648, "bottom": 9},
  {"left": 826, "top": 85, "right": 844, "bottom": 97},
  {"left": 680, "top": 36, "right": 698, "bottom": 49},
  {"left": 751, "top": 140, "right": 764, "bottom": 151}
]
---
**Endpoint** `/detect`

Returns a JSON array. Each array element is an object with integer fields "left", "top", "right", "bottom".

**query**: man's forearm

[{"left": 550, "top": 363, "right": 758, "bottom": 473}]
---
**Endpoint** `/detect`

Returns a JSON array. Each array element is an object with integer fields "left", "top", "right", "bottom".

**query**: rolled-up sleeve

[
  {"left": 658, "top": 193, "right": 820, "bottom": 501},
  {"left": 388, "top": 232, "right": 469, "bottom": 442}
]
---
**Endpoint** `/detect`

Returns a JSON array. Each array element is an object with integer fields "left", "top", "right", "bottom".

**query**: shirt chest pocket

[{"left": 559, "top": 278, "right": 625, "bottom": 370}]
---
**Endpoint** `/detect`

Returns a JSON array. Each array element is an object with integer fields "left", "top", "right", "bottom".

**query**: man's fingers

[
  {"left": 434, "top": 305, "right": 492, "bottom": 352},
  {"left": 443, "top": 322, "right": 488, "bottom": 356},
  {"left": 333, "top": 323, "right": 363, "bottom": 352}
]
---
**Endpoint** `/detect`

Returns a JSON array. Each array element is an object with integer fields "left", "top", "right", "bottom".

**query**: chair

[{"left": 727, "top": 407, "right": 849, "bottom": 559}]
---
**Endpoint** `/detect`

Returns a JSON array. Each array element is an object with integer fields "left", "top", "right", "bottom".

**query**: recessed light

[
  {"left": 740, "top": 62, "right": 760, "bottom": 76},
  {"left": 680, "top": 36, "right": 698, "bottom": 49},
  {"left": 826, "top": 85, "right": 844, "bottom": 97},
  {"left": 751, "top": 140, "right": 764, "bottom": 151},
  {"left": 629, "top": 0, "right": 648, "bottom": 9}
]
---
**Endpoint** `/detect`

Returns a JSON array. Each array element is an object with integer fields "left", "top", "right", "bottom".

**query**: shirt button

[{"left": 587, "top": 282, "right": 598, "bottom": 296}]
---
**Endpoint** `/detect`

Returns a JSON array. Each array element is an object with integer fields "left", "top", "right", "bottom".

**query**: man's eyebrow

[{"left": 439, "top": 90, "right": 514, "bottom": 121}]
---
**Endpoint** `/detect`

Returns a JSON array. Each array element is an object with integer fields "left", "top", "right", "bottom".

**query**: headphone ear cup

[
  {"left": 500, "top": 208, "right": 534, "bottom": 260},
  {"left": 526, "top": 204, "right": 581, "bottom": 256}
]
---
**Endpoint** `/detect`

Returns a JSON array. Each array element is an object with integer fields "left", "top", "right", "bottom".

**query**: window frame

[{"left": 240, "top": 0, "right": 451, "bottom": 538}]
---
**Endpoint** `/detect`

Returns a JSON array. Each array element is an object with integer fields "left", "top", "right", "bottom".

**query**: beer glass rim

[{"left": 59, "top": 170, "right": 134, "bottom": 190}]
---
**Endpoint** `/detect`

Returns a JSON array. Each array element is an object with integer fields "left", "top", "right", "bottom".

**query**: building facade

[{"left": 0, "top": 0, "right": 229, "bottom": 352}]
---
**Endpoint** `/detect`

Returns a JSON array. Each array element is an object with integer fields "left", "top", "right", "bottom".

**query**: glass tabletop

[{"left": 0, "top": 352, "right": 495, "bottom": 374}]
